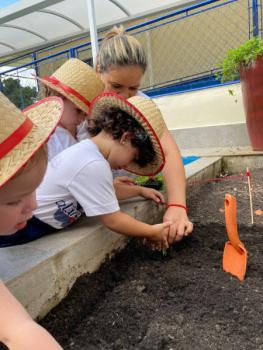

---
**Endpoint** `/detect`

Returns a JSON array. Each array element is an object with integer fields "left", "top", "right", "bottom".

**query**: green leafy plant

[
  {"left": 217, "top": 37, "right": 263, "bottom": 82},
  {"left": 135, "top": 173, "right": 164, "bottom": 190}
]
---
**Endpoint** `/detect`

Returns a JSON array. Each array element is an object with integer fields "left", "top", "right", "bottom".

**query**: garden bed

[
  {"left": 2, "top": 168, "right": 263, "bottom": 350},
  {"left": 39, "top": 168, "right": 262, "bottom": 349}
]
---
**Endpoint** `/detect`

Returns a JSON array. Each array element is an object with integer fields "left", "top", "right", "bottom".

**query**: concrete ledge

[
  {"left": 170, "top": 123, "right": 250, "bottom": 149},
  {"left": 185, "top": 156, "right": 222, "bottom": 199},
  {"left": 180, "top": 146, "right": 263, "bottom": 173},
  {"left": 222, "top": 155, "right": 263, "bottom": 173},
  {"left": 0, "top": 199, "right": 165, "bottom": 319},
  {"left": 0, "top": 155, "right": 225, "bottom": 320},
  {"left": 185, "top": 156, "right": 222, "bottom": 181},
  {"left": 181, "top": 146, "right": 263, "bottom": 157}
]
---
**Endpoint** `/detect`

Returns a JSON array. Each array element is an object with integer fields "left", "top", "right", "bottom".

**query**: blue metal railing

[
  {"left": 252, "top": 0, "right": 259, "bottom": 36},
  {"left": 126, "top": 0, "right": 239, "bottom": 33},
  {"left": 0, "top": 0, "right": 241, "bottom": 74},
  {"left": 0, "top": 0, "right": 260, "bottom": 99}
]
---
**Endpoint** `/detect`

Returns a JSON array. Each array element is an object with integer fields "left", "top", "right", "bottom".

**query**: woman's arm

[
  {"left": 0, "top": 281, "right": 62, "bottom": 350},
  {"left": 160, "top": 127, "right": 193, "bottom": 243}
]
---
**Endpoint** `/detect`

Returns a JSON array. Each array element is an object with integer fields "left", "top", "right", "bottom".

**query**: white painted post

[{"left": 86, "top": 0, "right": 99, "bottom": 66}]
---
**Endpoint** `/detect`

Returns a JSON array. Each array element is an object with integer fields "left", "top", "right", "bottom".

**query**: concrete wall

[
  {"left": 154, "top": 83, "right": 245, "bottom": 129},
  {"left": 153, "top": 83, "right": 250, "bottom": 149}
]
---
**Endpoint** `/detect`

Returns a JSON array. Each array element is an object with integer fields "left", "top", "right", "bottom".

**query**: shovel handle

[{"left": 225, "top": 194, "right": 242, "bottom": 249}]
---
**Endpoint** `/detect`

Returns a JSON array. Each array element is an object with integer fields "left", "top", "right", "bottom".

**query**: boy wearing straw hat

[
  {"left": 0, "top": 92, "right": 63, "bottom": 348},
  {"left": 12, "top": 93, "right": 172, "bottom": 248},
  {"left": 38, "top": 58, "right": 104, "bottom": 159}
]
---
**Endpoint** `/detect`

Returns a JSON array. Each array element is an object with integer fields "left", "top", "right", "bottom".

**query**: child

[
  {"left": 12, "top": 93, "right": 172, "bottom": 248},
  {"left": 0, "top": 92, "right": 63, "bottom": 349},
  {"left": 96, "top": 25, "right": 193, "bottom": 243},
  {"left": 38, "top": 58, "right": 104, "bottom": 159}
]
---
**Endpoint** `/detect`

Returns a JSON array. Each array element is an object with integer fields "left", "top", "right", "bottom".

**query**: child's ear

[{"left": 120, "top": 132, "right": 131, "bottom": 145}]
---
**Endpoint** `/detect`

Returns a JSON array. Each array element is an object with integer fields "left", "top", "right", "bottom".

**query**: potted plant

[{"left": 218, "top": 36, "right": 263, "bottom": 150}]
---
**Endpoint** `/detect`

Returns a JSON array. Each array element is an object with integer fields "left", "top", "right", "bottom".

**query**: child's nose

[
  {"left": 119, "top": 89, "right": 130, "bottom": 100},
  {"left": 22, "top": 193, "right": 37, "bottom": 214}
]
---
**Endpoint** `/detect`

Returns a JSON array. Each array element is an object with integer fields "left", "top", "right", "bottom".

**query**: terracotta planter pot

[{"left": 240, "top": 55, "right": 263, "bottom": 150}]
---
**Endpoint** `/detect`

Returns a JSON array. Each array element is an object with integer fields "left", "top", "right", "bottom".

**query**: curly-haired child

[{"left": 12, "top": 93, "right": 173, "bottom": 248}]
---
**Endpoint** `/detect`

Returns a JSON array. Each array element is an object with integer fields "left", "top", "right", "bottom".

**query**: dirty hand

[
  {"left": 140, "top": 187, "right": 165, "bottom": 204},
  {"left": 113, "top": 176, "right": 135, "bottom": 186},
  {"left": 148, "top": 221, "right": 172, "bottom": 248},
  {"left": 163, "top": 206, "right": 193, "bottom": 244}
]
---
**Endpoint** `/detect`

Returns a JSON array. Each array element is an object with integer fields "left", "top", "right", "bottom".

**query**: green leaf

[{"left": 217, "top": 37, "right": 263, "bottom": 82}]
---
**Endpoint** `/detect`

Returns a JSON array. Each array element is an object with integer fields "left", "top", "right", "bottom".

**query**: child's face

[
  {"left": 60, "top": 98, "right": 86, "bottom": 136},
  {"left": 108, "top": 137, "right": 138, "bottom": 170},
  {"left": 0, "top": 157, "right": 46, "bottom": 235}
]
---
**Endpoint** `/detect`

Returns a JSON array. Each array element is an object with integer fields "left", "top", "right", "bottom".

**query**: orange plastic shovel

[{"left": 223, "top": 194, "right": 247, "bottom": 281}]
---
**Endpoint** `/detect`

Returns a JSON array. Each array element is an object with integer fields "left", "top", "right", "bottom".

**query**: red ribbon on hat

[
  {"left": 42, "top": 76, "right": 91, "bottom": 108},
  {"left": 0, "top": 118, "right": 33, "bottom": 159}
]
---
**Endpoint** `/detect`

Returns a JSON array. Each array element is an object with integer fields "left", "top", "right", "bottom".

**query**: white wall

[{"left": 154, "top": 83, "right": 246, "bottom": 130}]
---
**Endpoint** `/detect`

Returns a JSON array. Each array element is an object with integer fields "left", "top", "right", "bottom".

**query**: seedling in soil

[
  {"left": 135, "top": 174, "right": 164, "bottom": 190},
  {"left": 162, "top": 248, "right": 168, "bottom": 256}
]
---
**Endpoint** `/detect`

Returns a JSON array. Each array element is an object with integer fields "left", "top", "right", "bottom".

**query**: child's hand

[
  {"left": 113, "top": 176, "right": 135, "bottom": 186},
  {"left": 147, "top": 221, "right": 172, "bottom": 248},
  {"left": 143, "top": 239, "right": 166, "bottom": 252},
  {"left": 140, "top": 187, "right": 165, "bottom": 204}
]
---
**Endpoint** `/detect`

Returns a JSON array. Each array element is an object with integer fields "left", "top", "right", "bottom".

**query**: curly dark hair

[{"left": 88, "top": 107, "right": 155, "bottom": 167}]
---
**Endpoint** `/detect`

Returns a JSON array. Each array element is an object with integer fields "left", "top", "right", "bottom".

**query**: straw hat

[
  {"left": 0, "top": 93, "right": 63, "bottom": 188},
  {"left": 38, "top": 58, "right": 104, "bottom": 114},
  {"left": 90, "top": 93, "right": 165, "bottom": 176}
]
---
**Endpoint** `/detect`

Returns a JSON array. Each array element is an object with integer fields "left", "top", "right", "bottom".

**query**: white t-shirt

[
  {"left": 48, "top": 126, "right": 77, "bottom": 160},
  {"left": 76, "top": 120, "right": 90, "bottom": 141},
  {"left": 35, "top": 139, "right": 120, "bottom": 229}
]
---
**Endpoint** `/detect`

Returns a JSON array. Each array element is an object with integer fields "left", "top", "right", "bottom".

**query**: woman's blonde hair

[{"left": 97, "top": 25, "right": 147, "bottom": 73}]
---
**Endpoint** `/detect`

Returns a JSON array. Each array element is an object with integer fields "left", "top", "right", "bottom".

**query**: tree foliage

[{"left": 0, "top": 77, "right": 37, "bottom": 109}]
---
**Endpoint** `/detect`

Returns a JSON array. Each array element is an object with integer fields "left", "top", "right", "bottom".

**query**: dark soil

[{"left": 2, "top": 169, "right": 263, "bottom": 350}]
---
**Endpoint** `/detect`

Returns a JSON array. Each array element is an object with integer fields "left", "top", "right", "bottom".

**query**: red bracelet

[{"left": 166, "top": 203, "right": 188, "bottom": 213}]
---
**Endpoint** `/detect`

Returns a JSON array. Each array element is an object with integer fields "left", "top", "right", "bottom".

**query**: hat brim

[
  {"left": 37, "top": 76, "right": 90, "bottom": 114},
  {"left": 90, "top": 93, "right": 165, "bottom": 176},
  {"left": 0, "top": 96, "right": 63, "bottom": 188}
]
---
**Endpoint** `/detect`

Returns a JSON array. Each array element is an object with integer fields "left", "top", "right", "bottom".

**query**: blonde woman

[{"left": 96, "top": 26, "right": 193, "bottom": 244}]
